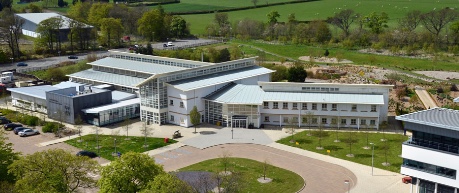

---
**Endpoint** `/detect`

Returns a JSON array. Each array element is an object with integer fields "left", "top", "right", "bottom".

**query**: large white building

[
  {"left": 66, "top": 50, "right": 392, "bottom": 129},
  {"left": 397, "top": 108, "right": 459, "bottom": 193}
]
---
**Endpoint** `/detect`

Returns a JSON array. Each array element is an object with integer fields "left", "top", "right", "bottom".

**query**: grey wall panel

[{"left": 405, "top": 122, "right": 459, "bottom": 139}]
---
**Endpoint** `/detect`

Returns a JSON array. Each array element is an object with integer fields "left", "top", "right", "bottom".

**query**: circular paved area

[{"left": 156, "top": 144, "right": 357, "bottom": 193}]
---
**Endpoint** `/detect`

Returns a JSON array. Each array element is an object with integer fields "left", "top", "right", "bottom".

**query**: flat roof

[
  {"left": 396, "top": 108, "right": 459, "bottom": 131},
  {"left": 68, "top": 69, "right": 145, "bottom": 88},
  {"left": 53, "top": 81, "right": 84, "bottom": 89},
  {"left": 89, "top": 57, "right": 187, "bottom": 75},
  {"left": 111, "top": 91, "right": 136, "bottom": 102},
  {"left": 204, "top": 84, "right": 264, "bottom": 105},
  {"left": 7, "top": 85, "right": 58, "bottom": 100},
  {"left": 263, "top": 92, "right": 384, "bottom": 104},
  {"left": 82, "top": 98, "right": 140, "bottom": 114},
  {"left": 167, "top": 66, "right": 273, "bottom": 91}
]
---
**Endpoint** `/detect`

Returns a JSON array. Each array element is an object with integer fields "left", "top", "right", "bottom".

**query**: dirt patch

[
  {"left": 414, "top": 71, "right": 459, "bottom": 80},
  {"left": 298, "top": 56, "right": 353, "bottom": 64}
]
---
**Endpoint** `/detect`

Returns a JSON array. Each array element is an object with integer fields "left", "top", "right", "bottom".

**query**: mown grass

[
  {"left": 65, "top": 134, "right": 177, "bottom": 161},
  {"left": 149, "top": 0, "right": 294, "bottom": 12},
  {"left": 277, "top": 130, "right": 408, "bottom": 173},
  {"left": 26, "top": 60, "right": 91, "bottom": 83},
  {"left": 181, "top": 0, "right": 459, "bottom": 34},
  {"left": 179, "top": 158, "right": 304, "bottom": 193},
  {"left": 234, "top": 40, "right": 459, "bottom": 72}
]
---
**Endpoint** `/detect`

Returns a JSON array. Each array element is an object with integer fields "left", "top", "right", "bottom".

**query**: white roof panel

[
  {"left": 7, "top": 85, "right": 58, "bottom": 99},
  {"left": 68, "top": 69, "right": 145, "bottom": 88},
  {"left": 396, "top": 108, "right": 459, "bottom": 131},
  {"left": 205, "top": 84, "right": 264, "bottom": 105},
  {"left": 167, "top": 66, "right": 273, "bottom": 91},
  {"left": 111, "top": 91, "right": 136, "bottom": 102},
  {"left": 90, "top": 57, "right": 187, "bottom": 75},
  {"left": 16, "top": 13, "right": 91, "bottom": 29},
  {"left": 454, "top": 97, "right": 459, "bottom": 103},
  {"left": 82, "top": 98, "right": 140, "bottom": 114}
]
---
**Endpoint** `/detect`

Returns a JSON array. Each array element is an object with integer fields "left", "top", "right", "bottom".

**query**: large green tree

[
  {"left": 35, "top": 16, "right": 64, "bottom": 53},
  {"left": 170, "top": 16, "right": 189, "bottom": 38},
  {"left": 362, "top": 12, "right": 389, "bottom": 34},
  {"left": 137, "top": 9, "right": 164, "bottom": 41},
  {"left": 190, "top": 105, "right": 201, "bottom": 134},
  {"left": 8, "top": 149, "right": 98, "bottom": 193},
  {"left": 87, "top": 2, "right": 114, "bottom": 28},
  {"left": 329, "top": 9, "right": 360, "bottom": 37},
  {"left": 99, "top": 18, "right": 124, "bottom": 48},
  {"left": 0, "top": 10, "right": 24, "bottom": 58},
  {"left": 287, "top": 63, "right": 307, "bottom": 82},
  {"left": 267, "top": 11, "right": 280, "bottom": 24},
  {"left": 141, "top": 173, "right": 194, "bottom": 193},
  {"left": 0, "top": 131, "right": 19, "bottom": 184},
  {"left": 98, "top": 152, "right": 165, "bottom": 193}
]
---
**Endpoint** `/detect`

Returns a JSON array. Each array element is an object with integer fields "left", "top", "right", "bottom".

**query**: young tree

[
  {"left": 287, "top": 63, "right": 307, "bottom": 82},
  {"left": 262, "top": 159, "right": 270, "bottom": 180},
  {"left": 331, "top": 117, "right": 340, "bottom": 142},
  {"left": 303, "top": 111, "right": 314, "bottom": 136},
  {"left": 219, "top": 150, "right": 232, "bottom": 175},
  {"left": 92, "top": 126, "right": 102, "bottom": 153},
  {"left": 74, "top": 115, "right": 84, "bottom": 143},
  {"left": 122, "top": 117, "right": 131, "bottom": 140},
  {"left": 190, "top": 106, "right": 201, "bottom": 134},
  {"left": 140, "top": 122, "right": 154, "bottom": 149},
  {"left": 169, "top": 15, "right": 189, "bottom": 38},
  {"left": 137, "top": 9, "right": 163, "bottom": 41},
  {"left": 362, "top": 12, "right": 389, "bottom": 34},
  {"left": 313, "top": 123, "right": 329, "bottom": 149},
  {"left": 381, "top": 140, "right": 391, "bottom": 166},
  {"left": 267, "top": 11, "right": 280, "bottom": 25},
  {"left": 9, "top": 149, "right": 98, "bottom": 192},
  {"left": 398, "top": 10, "right": 422, "bottom": 32},
  {"left": 362, "top": 124, "right": 371, "bottom": 149},
  {"left": 343, "top": 131, "right": 358, "bottom": 157},
  {"left": 99, "top": 152, "right": 165, "bottom": 193},
  {"left": 87, "top": 2, "right": 114, "bottom": 28}
]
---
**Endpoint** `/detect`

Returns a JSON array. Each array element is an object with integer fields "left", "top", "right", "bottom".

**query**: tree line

[{"left": 209, "top": 8, "right": 459, "bottom": 54}]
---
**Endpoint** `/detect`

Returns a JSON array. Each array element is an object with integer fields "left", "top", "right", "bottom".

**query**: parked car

[
  {"left": 163, "top": 43, "right": 168, "bottom": 48},
  {"left": 167, "top": 42, "right": 174, "bottom": 46},
  {"left": 68, "top": 55, "right": 78, "bottom": 59},
  {"left": 18, "top": 129, "right": 40, "bottom": 137},
  {"left": 0, "top": 117, "right": 11, "bottom": 124},
  {"left": 4, "top": 123, "right": 22, "bottom": 131},
  {"left": 16, "top": 62, "right": 27, "bottom": 66},
  {"left": 76, "top": 150, "right": 98, "bottom": 158},
  {"left": 13, "top": 127, "right": 28, "bottom": 135}
]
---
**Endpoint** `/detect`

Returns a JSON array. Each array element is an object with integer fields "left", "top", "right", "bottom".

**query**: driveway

[
  {"left": 415, "top": 87, "right": 438, "bottom": 109},
  {"left": 156, "top": 144, "right": 357, "bottom": 193}
]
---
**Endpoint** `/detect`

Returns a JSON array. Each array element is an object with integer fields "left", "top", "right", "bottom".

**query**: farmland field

[
  {"left": 151, "top": 0, "right": 296, "bottom": 12},
  {"left": 180, "top": 0, "right": 459, "bottom": 34}
]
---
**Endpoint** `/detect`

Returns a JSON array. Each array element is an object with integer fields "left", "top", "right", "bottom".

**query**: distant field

[
  {"left": 150, "top": 0, "right": 295, "bottom": 12},
  {"left": 181, "top": 0, "right": 459, "bottom": 34}
]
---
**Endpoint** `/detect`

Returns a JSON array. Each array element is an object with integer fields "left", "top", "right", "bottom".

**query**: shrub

[
  {"left": 451, "top": 84, "right": 458, "bottom": 92},
  {"left": 437, "top": 87, "right": 444, "bottom": 93},
  {"left": 42, "top": 122, "right": 59, "bottom": 133}
]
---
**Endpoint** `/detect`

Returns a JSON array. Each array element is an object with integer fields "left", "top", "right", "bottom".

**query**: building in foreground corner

[{"left": 396, "top": 108, "right": 459, "bottom": 193}]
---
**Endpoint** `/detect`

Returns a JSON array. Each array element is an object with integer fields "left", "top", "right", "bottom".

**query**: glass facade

[
  {"left": 408, "top": 131, "right": 459, "bottom": 155},
  {"left": 86, "top": 104, "right": 140, "bottom": 126},
  {"left": 403, "top": 159, "right": 456, "bottom": 179}
]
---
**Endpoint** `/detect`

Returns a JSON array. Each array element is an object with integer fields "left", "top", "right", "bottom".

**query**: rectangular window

[
  {"left": 321, "top": 118, "right": 327, "bottom": 124},
  {"left": 351, "top": 105, "right": 357, "bottom": 111},
  {"left": 331, "top": 118, "right": 337, "bottom": 125},
  {"left": 263, "top": 102, "right": 269, "bottom": 109},
  {"left": 170, "top": 100, "right": 174, "bottom": 106},
  {"left": 292, "top": 103, "right": 298, "bottom": 110},
  {"left": 283, "top": 102, "right": 288, "bottom": 109},
  {"left": 312, "top": 118, "right": 318, "bottom": 124},
  {"left": 403, "top": 158, "right": 456, "bottom": 179},
  {"left": 360, "top": 119, "right": 366, "bottom": 125},
  {"left": 273, "top": 102, "right": 278, "bottom": 109},
  {"left": 341, "top": 119, "right": 347, "bottom": 124},
  {"left": 292, "top": 117, "right": 298, "bottom": 123},
  {"left": 302, "top": 117, "right": 307, "bottom": 123},
  {"left": 283, "top": 117, "right": 289, "bottom": 123},
  {"left": 332, "top": 104, "right": 337, "bottom": 111},
  {"left": 264, "top": 116, "right": 270, "bottom": 122},
  {"left": 302, "top": 103, "right": 308, "bottom": 110},
  {"left": 312, "top": 103, "right": 317, "bottom": 110},
  {"left": 322, "top": 104, "right": 327, "bottom": 111},
  {"left": 371, "top": 105, "right": 377, "bottom": 112},
  {"left": 180, "top": 102, "right": 184, "bottom": 108},
  {"left": 351, "top": 119, "right": 357, "bottom": 125},
  {"left": 370, "top": 120, "right": 376, "bottom": 125},
  {"left": 170, "top": 115, "right": 174, "bottom": 122}
]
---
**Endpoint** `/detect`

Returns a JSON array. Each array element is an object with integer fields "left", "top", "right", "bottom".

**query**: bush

[
  {"left": 17, "top": 115, "right": 39, "bottom": 126},
  {"left": 437, "top": 87, "right": 444, "bottom": 93},
  {"left": 451, "top": 84, "right": 458, "bottom": 92},
  {"left": 42, "top": 122, "right": 60, "bottom": 133}
]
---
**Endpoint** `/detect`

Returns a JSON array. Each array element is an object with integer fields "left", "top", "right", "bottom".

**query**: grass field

[
  {"left": 233, "top": 40, "right": 459, "bottom": 72},
  {"left": 65, "top": 134, "right": 177, "bottom": 161},
  {"left": 179, "top": 158, "right": 304, "bottom": 193},
  {"left": 181, "top": 0, "right": 459, "bottom": 34},
  {"left": 277, "top": 130, "right": 409, "bottom": 173},
  {"left": 149, "top": 0, "right": 294, "bottom": 12}
]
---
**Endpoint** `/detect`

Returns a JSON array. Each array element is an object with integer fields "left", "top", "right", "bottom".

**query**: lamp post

[
  {"left": 344, "top": 180, "right": 350, "bottom": 193},
  {"left": 114, "top": 138, "right": 117, "bottom": 156},
  {"left": 230, "top": 111, "right": 233, "bottom": 139},
  {"left": 10, "top": 57, "right": 13, "bottom": 66},
  {"left": 370, "top": 142, "right": 375, "bottom": 176}
]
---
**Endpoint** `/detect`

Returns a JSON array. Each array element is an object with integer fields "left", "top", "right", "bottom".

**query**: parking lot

[{"left": 3, "top": 126, "right": 109, "bottom": 164}]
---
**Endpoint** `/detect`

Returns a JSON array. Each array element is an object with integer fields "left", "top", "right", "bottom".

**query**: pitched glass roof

[
  {"left": 167, "top": 66, "right": 273, "bottom": 91},
  {"left": 204, "top": 83, "right": 384, "bottom": 105},
  {"left": 204, "top": 84, "right": 264, "bottom": 105},
  {"left": 68, "top": 69, "right": 145, "bottom": 88},
  {"left": 396, "top": 108, "right": 459, "bottom": 131},
  {"left": 82, "top": 98, "right": 140, "bottom": 114},
  {"left": 90, "top": 57, "right": 187, "bottom": 75}
]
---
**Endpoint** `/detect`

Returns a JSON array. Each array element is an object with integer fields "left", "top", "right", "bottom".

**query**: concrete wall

[{"left": 46, "top": 88, "right": 112, "bottom": 124}]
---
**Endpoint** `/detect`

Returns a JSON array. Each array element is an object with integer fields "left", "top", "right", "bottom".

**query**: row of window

[
  {"left": 263, "top": 102, "right": 377, "bottom": 112},
  {"left": 263, "top": 116, "right": 376, "bottom": 126},
  {"left": 170, "top": 100, "right": 184, "bottom": 108},
  {"left": 403, "top": 159, "right": 456, "bottom": 179},
  {"left": 302, "top": 87, "right": 340, "bottom": 92}
]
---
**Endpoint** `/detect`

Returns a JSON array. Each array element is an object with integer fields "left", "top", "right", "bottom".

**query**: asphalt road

[{"left": 0, "top": 51, "right": 110, "bottom": 72}]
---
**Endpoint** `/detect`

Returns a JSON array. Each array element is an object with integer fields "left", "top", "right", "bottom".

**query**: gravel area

[{"left": 414, "top": 71, "right": 459, "bottom": 80}]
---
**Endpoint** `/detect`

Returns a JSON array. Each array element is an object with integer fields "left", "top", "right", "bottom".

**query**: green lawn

[
  {"left": 65, "top": 134, "right": 177, "bottom": 161},
  {"left": 181, "top": 0, "right": 459, "bottom": 34},
  {"left": 149, "top": 0, "right": 294, "bottom": 12},
  {"left": 277, "top": 130, "right": 408, "bottom": 173},
  {"left": 234, "top": 40, "right": 459, "bottom": 72},
  {"left": 179, "top": 158, "right": 304, "bottom": 193}
]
